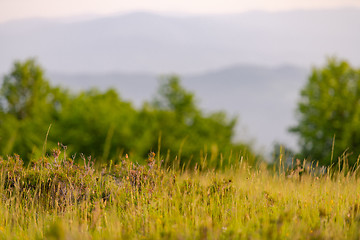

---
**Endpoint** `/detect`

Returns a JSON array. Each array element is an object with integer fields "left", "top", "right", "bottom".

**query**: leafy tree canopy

[
  {"left": 290, "top": 58, "right": 360, "bottom": 166},
  {"left": 0, "top": 59, "right": 257, "bottom": 168},
  {"left": 1, "top": 59, "right": 52, "bottom": 119}
]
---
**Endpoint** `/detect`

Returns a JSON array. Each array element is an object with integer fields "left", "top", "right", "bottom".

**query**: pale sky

[{"left": 0, "top": 0, "right": 359, "bottom": 23}]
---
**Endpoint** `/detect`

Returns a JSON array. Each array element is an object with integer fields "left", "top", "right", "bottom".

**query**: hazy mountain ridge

[{"left": 1, "top": 9, "right": 359, "bottom": 74}]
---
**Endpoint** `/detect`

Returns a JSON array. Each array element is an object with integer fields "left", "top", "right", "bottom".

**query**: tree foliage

[
  {"left": 0, "top": 59, "right": 257, "bottom": 168},
  {"left": 0, "top": 59, "right": 64, "bottom": 159},
  {"left": 153, "top": 77, "right": 198, "bottom": 120},
  {"left": 291, "top": 58, "right": 360, "bottom": 166},
  {"left": 1, "top": 59, "right": 53, "bottom": 119},
  {"left": 149, "top": 76, "right": 245, "bottom": 168}
]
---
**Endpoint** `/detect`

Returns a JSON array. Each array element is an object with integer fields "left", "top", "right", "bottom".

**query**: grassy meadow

[{"left": 0, "top": 149, "right": 359, "bottom": 240}]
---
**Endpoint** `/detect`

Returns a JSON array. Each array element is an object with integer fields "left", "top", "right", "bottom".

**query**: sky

[{"left": 1, "top": 0, "right": 360, "bottom": 23}]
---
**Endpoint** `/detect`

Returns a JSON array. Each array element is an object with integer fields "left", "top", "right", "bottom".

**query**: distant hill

[
  {"left": 49, "top": 64, "right": 309, "bottom": 154},
  {"left": 1, "top": 9, "right": 360, "bottom": 74}
]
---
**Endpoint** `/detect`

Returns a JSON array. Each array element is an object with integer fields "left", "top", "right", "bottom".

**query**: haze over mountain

[{"left": 0, "top": 8, "right": 359, "bottom": 74}]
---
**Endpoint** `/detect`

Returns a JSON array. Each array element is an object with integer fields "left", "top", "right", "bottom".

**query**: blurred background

[{"left": 0, "top": 0, "right": 360, "bottom": 166}]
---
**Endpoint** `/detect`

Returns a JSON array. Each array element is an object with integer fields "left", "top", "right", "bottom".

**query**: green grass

[{"left": 0, "top": 150, "right": 360, "bottom": 240}]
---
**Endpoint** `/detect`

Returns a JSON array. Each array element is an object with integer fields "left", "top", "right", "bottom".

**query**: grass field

[{"left": 0, "top": 150, "right": 359, "bottom": 240}]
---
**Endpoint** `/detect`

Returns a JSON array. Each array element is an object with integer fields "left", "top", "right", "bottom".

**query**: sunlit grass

[{"left": 0, "top": 150, "right": 359, "bottom": 240}]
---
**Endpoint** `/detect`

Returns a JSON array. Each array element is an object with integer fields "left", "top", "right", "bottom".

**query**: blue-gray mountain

[{"left": 0, "top": 9, "right": 359, "bottom": 74}]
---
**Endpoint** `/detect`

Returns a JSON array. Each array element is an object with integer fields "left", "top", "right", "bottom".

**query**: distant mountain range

[
  {"left": 49, "top": 64, "right": 309, "bottom": 154},
  {"left": 0, "top": 8, "right": 359, "bottom": 74}
]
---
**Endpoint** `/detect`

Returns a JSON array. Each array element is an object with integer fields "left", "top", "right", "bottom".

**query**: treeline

[{"left": 0, "top": 59, "right": 257, "bottom": 168}]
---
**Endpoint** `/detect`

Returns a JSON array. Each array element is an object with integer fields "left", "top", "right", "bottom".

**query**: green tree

[
  {"left": 0, "top": 59, "right": 63, "bottom": 159},
  {"left": 1, "top": 59, "right": 52, "bottom": 119},
  {"left": 290, "top": 58, "right": 360, "bottom": 166},
  {"left": 149, "top": 76, "right": 256, "bottom": 168},
  {"left": 153, "top": 76, "right": 198, "bottom": 121},
  {"left": 53, "top": 88, "right": 137, "bottom": 161}
]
